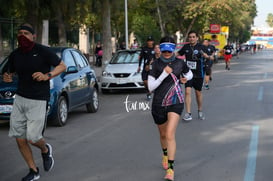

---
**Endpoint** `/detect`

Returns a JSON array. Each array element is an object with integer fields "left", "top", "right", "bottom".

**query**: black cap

[{"left": 147, "top": 36, "right": 154, "bottom": 41}]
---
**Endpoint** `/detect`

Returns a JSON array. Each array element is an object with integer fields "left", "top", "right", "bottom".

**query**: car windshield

[{"left": 110, "top": 51, "right": 140, "bottom": 64}]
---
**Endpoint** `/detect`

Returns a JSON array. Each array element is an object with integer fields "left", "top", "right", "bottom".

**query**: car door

[
  {"left": 62, "top": 49, "right": 82, "bottom": 107},
  {"left": 70, "top": 50, "right": 92, "bottom": 104}
]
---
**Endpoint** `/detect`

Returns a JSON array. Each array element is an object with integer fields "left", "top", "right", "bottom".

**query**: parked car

[
  {"left": 0, "top": 47, "right": 99, "bottom": 126},
  {"left": 101, "top": 49, "right": 144, "bottom": 93}
]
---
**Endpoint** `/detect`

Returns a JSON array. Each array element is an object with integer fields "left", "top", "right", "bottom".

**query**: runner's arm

[
  {"left": 177, "top": 46, "right": 185, "bottom": 56},
  {"left": 148, "top": 70, "right": 169, "bottom": 92},
  {"left": 138, "top": 49, "right": 144, "bottom": 67},
  {"left": 182, "top": 69, "right": 193, "bottom": 81}
]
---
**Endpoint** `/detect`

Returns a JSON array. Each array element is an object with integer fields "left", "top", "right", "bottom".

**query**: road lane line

[
  {"left": 257, "top": 86, "right": 264, "bottom": 101},
  {"left": 244, "top": 125, "right": 259, "bottom": 181}
]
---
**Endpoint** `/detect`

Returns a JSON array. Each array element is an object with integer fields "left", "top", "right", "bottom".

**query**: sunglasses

[{"left": 162, "top": 51, "right": 173, "bottom": 53}]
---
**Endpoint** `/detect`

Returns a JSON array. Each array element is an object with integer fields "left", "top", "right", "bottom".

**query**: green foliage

[
  {"left": 266, "top": 13, "right": 273, "bottom": 27},
  {"left": 131, "top": 14, "right": 161, "bottom": 44},
  {"left": 0, "top": 0, "right": 257, "bottom": 46}
]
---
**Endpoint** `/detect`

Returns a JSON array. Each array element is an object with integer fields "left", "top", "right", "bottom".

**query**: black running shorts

[
  {"left": 141, "top": 70, "right": 149, "bottom": 81},
  {"left": 152, "top": 103, "right": 184, "bottom": 125},
  {"left": 205, "top": 60, "right": 213, "bottom": 75},
  {"left": 185, "top": 78, "right": 204, "bottom": 91}
]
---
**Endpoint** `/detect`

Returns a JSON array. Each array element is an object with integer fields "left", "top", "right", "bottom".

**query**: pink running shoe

[
  {"left": 164, "top": 168, "right": 174, "bottom": 181},
  {"left": 162, "top": 155, "right": 168, "bottom": 170}
]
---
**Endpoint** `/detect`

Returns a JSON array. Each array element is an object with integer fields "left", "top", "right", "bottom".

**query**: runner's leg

[
  {"left": 195, "top": 90, "right": 203, "bottom": 111},
  {"left": 185, "top": 87, "right": 192, "bottom": 114},
  {"left": 16, "top": 138, "right": 38, "bottom": 172},
  {"left": 158, "top": 122, "right": 167, "bottom": 150},
  {"left": 165, "top": 112, "right": 180, "bottom": 160},
  {"left": 30, "top": 138, "right": 48, "bottom": 154}
]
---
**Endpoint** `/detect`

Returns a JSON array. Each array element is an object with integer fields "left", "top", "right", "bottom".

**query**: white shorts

[{"left": 9, "top": 94, "right": 47, "bottom": 143}]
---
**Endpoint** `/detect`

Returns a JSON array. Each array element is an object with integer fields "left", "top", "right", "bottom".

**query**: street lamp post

[{"left": 125, "top": 0, "right": 129, "bottom": 49}]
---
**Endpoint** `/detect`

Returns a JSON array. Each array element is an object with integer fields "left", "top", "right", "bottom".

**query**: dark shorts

[
  {"left": 152, "top": 103, "right": 184, "bottom": 125},
  {"left": 205, "top": 61, "right": 213, "bottom": 75},
  {"left": 185, "top": 78, "right": 204, "bottom": 91},
  {"left": 142, "top": 70, "right": 149, "bottom": 81}
]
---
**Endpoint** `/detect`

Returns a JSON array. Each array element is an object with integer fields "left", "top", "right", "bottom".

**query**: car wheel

[
  {"left": 54, "top": 96, "right": 68, "bottom": 126},
  {"left": 86, "top": 88, "right": 99, "bottom": 113}
]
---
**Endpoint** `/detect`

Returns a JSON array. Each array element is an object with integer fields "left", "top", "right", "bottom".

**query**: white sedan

[{"left": 101, "top": 49, "right": 145, "bottom": 93}]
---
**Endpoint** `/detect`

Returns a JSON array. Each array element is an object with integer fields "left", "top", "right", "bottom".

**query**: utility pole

[{"left": 125, "top": 0, "right": 128, "bottom": 49}]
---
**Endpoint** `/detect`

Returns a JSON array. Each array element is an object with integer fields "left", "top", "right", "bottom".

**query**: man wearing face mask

[{"left": 3, "top": 23, "right": 66, "bottom": 181}]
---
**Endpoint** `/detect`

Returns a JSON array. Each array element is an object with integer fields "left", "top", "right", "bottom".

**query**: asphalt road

[{"left": 1, "top": 49, "right": 273, "bottom": 181}]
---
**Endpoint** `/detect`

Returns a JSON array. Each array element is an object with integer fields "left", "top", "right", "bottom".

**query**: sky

[{"left": 254, "top": 0, "right": 273, "bottom": 27}]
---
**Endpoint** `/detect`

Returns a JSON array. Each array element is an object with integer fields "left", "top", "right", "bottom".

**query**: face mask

[{"left": 17, "top": 35, "right": 35, "bottom": 53}]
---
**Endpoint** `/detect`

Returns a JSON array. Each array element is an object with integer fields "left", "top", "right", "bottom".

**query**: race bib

[
  {"left": 226, "top": 50, "right": 231, "bottom": 53},
  {"left": 187, "top": 61, "right": 197, "bottom": 70}
]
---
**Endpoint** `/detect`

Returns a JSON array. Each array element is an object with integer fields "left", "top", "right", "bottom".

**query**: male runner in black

[
  {"left": 137, "top": 36, "right": 155, "bottom": 100},
  {"left": 223, "top": 42, "right": 234, "bottom": 70},
  {"left": 203, "top": 39, "right": 215, "bottom": 90},
  {"left": 3, "top": 23, "right": 66, "bottom": 181},
  {"left": 178, "top": 31, "right": 210, "bottom": 121}
]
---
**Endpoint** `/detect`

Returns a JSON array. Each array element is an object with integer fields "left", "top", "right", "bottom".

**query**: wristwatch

[{"left": 47, "top": 73, "right": 52, "bottom": 79}]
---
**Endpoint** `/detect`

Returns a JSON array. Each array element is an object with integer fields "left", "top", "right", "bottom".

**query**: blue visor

[{"left": 160, "top": 43, "right": 176, "bottom": 52}]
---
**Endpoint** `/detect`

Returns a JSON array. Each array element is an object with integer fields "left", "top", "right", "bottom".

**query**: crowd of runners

[{"left": 138, "top": 31, "right": 240, "bottom": 181}]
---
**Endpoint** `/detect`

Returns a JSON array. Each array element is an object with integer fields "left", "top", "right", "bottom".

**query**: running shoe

[
  {"left": 22, "top": 168, "right": 40, "bottom": 181},
  {"left": 42, "top": 143, "right": 54, "bottom": 172},
  {"left": 183, "top": 113, "right": 192, "bottom": 122},
  {"left": 162, "top": 155, "right": 168, "bottom": 170},
  {"left": 198, "top": 111, "right": 205, "bottom": 120},
  {"left": 146, "top": 93, "right": 152, "bottom": 101},
  {"left": 164, "top": 168, "right": 174, "bottom": 181},
  {"left": 227, "top": 67, "right": 230, "bottom": 70},
  {"left": 204, "top": 84, "right": 209, "bottom": 90}
]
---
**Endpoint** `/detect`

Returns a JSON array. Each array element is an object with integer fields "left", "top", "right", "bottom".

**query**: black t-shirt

[
  {"left": 223, "top": 45, "right": 233, "bottom": 55},
  {"left": 203, "top": 45, "right": 216, "bottom": 62},
  {"left": 204, "top": 45, "right": 216, "bottom": 56},
  {"left": 178, "top": 43, "right": 207, "bottom": 78},
  {"left": 139, "top": 46, "right": 155, "bottom": 67},
  {"left": 7, "top": 44, "right": 61, "bottom": 101},
  {"left": 149, "top": 57, "right": 189, "bottom": 105},
  {"left": 95, "top": 45, "right": 102, "bottom": 54}
]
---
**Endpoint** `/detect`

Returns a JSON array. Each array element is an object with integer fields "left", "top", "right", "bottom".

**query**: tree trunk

[
  {"left": 102, "top": 0, "right": 112, "bottom": 65},
  {"left": 56, "top": 11, "right": 67, "bottom": 46},
  {"left": 92, "top": 30, "right": 96, "bottom": 65},
  {"left": 156, "top": 0, "right": 165, "bottom": 37},
  {"left": 25, "top": 0, "right": 42, "bottom": 43},
  {"left": 183, "top": 16, "right": 197, "bottom": 42}
]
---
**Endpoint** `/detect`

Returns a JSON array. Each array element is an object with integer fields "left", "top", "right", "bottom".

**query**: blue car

[{"left": 0, "top": 47, "right": 99, "bottom": 126}]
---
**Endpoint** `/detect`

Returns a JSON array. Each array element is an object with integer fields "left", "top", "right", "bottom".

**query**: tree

[
  {"left": 50, "top": 0, "right": 77, "bottom": 46},
  {"left": 155, "top": 0, "right": 165, "bottom": 37},
  {"left": 11, "top": 0, "right": 52, "bottom": 43},
  {"left": 266, "top": 13, "right": 273, "bottom": 27},
  {"left": 180, "top": 0, "right": 256, "bottom": 42},
  {"left": 0, "top": 0, "right": 258, "bottom": 52},
  {"left": 0, "top": 0, "right": 15, "bottom": 58},
  {"left": 102, "top": 0, "right": 112, "bottom": 64}
]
